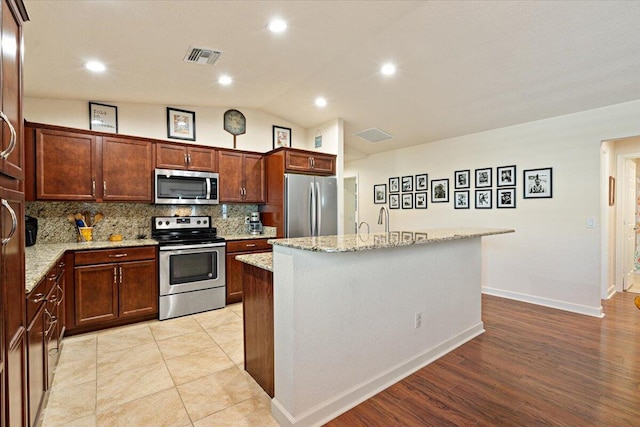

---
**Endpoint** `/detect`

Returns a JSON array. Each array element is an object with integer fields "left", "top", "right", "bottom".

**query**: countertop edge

[{"left": 235, "top": 253, "right": 273, "bottom": 272}]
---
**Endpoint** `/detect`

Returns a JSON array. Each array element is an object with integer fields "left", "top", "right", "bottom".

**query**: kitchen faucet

[{"left": 378, "top": 206, "right": 389, "bottom": 233}]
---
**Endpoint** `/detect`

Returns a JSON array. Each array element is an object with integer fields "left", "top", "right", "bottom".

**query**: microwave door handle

[{"left": 206, "top": 178, "right": 212, "bottom": 200}]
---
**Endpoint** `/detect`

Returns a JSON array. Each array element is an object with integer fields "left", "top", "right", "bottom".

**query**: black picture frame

[
  {"left": 497, "top": 165, "right": 517, "bottom": 187},
  {"left": 523, "top": 167, "right": 553, "bottom": 199},
  {"left": 475, "top": 168, "right": 492, "bottom": 188},
  {"left": 431, "top": 179, "right": 449, "bottom": 203},
  {"left": 475, "top": 189, "right": 492, "bottom": 209},
  {"left": 389, "top": 193, "right": 400, "bottom": 209},
  {"left": 402, "top": 231, "right": 414, "bottom": 242},
  {"left": 389, "top": 231, "right": 400, "bottom": 243},
  {"left": 273, "top": 125, "right": 292, "bottom": 149},
  {"left": 89, "top": 102, "right": 118, "bottom": 133},
  {"left": 401, "top": 176, "right": 413, "bottom": 192},
  {"left": 374, "top": 184, "right": 387, "bottom": 204},
  {"left": 454, "top": 190, "right": 470, "bottom": 209},
  {"left": 415, "top": 174, "right": 428, "bottom": 191},
  {"left": 402, "top": 193, "right": 413, "bottom": 209},
  {"left": 497, "top": 188, "right": 516, "bottom": 208},
  {"left": 415, "top": 192, "right": 428, "bottom": 209},
  {"left": 414, "top": 232, "right": 428, "bottom": 242},
  {"left": 389, "top": 177, "right": 400, "bottom": 193},
  {"left": 454, "top": 170, "right": 470, "bottom": 189},
  {"left": 167, "top": 107, "right": 196, "bottom": 141}
]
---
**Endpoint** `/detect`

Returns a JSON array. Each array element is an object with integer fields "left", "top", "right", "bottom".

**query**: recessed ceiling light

[
  {"left": 268, "top": 18, "right": 287, "bottom": 33},
  {"left": 218, "top": 75, "right": 232, "bottom": 86},
  {"left": 85, "top": 60, "right": 106, "bottom": 72},
  {"left": 315, "top": 97, "right": 327, "bottom": 108},
  {"left": 381, "top": 63, "right": 396, "bottom": 76}
]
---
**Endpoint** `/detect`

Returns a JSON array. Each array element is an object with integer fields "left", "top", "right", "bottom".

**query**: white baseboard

[
  {"left": 605, "top": 284, "right": 616, "bottom": 300},
  {"left": 482, "top": 286, "right": 604, "bottom": 318},
  {"left": 271, "top": 322, "right": 485, "bottom": 427}
]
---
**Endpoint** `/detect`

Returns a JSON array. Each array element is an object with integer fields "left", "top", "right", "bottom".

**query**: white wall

[
  {"left": 24, "top": 97, "right": 307, "bottom": 153},
  {"left": 346, "top": 99, "right": 640, "bottom": 316}
]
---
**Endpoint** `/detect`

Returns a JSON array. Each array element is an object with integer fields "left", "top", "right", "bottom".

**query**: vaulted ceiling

[{"left": 22, "top": 1, "right": 640, "bottom": 160}]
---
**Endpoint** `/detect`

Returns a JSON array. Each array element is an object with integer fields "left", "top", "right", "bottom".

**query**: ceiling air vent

[
  {"left": 183, "top": 47, "right": 222, "bottom": 65},
  {"left": 353, "top": 127, "right": 393, "bottom": 143}
]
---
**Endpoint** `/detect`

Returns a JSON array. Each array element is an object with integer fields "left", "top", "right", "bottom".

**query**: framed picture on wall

[
  {"left": 415, "top": 174, "right": 428, "bottom": 191},
  {"left": 431, "top": 179, "right": 449, "bottom": 203},
  {"left": 389, "top": 177, "right": 400, "bottom": 193},
  {"left": 389, "top": 193, "right": 400, "bottom": 209},
  {"left": 497, "top": 165, "right": 516, "bottom": 187},
  {"left": 401, "top": 176, "right": 413, "bottom": 192},
  {"left": 454, "top": 190, "right": 469, "bottom": 209},
  {"left": 415, "top": 192, "right": 427, "bottom": 209},
  {"left": 497, "top": 188, "right": 516, "bottom": 208},
  {"left": 475, "top": 189, "right": 492, "bottom": 209},
  {"left": 402, "top": 193, "right": 413, "bottom": 209},
  {"left": 523, "top": 167, "right": 552, "bottom": 198},
  {"left": 475, "top": 168, "right": 492, "bottom": 188},
  {"left": 454, "top": 170, "right": 470, "bottom": 189},
  {"left": 374, "top": 184, "right": 387, "bottom": 204},
  {"left": 273, "top": 125, "right": 292, "bottom": 148},
  {"left": 402, "top": 231, "right": 414, "bottom": 242},
  {"left": 167, "top": 107, "right": 196, "bottom": 140},
  {"left": 89, "top": 102, "right": 118, "bottom": 133}
]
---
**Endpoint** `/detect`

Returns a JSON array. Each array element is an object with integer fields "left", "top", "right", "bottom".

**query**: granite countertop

[
  {"left": 235, "top": 252, "right": 273, "bottom": 272},
  {"left": 25, "top": 239, "right": 158, "bottom": 294},
  {"left": 222, "top": 226, "right": 277, "bottom": 241},
  {"left": 268, "top": 228, "right": 515, "bottom": 253}
]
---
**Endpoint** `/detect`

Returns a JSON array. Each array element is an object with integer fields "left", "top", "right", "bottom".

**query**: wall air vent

[
  {"left": 353, "top": 127, "right": 393, "bottom": 143},
  {"left": 183, "top": 47, "right": 222, "bottom": 65}
]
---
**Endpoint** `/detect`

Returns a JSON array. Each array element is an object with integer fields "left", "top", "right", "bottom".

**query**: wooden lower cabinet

[
  {"left": 225, "top": 239, "right": 272, "bottom": 304},
  {"left": 26, "top": 301, "right": 44, "bottom": 427},
  {"left": 70, "top": 246, "right": 158, "bottom": 334}
]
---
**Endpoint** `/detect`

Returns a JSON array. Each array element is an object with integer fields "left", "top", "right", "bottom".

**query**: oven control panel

[{"left": 153, "top": 216, "right": 211, "bottom": 230}]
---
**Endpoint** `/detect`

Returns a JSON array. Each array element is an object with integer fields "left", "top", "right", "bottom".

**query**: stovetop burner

[{"left": 152, "top": 216, "right": 225, "bottom": 245}]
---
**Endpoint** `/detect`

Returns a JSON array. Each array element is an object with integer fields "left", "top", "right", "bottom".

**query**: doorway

[
  {"left": 343, "top": 175, "right": 358, "bottom": 234},
  {"left": 615, "top": 151, "right": 640, "bottom": 294}
]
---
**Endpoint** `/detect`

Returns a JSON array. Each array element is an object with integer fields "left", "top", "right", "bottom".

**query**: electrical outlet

[
  {"left": 415, "top": 312, "right": 422, "bottom": 329},
  {"left": 245, "top": 216, "right": 250, "bottom": 224}
]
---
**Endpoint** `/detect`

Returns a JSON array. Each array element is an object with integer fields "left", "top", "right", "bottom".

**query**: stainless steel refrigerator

[{"left": 284, "top": 173, "right": 337, "bottom": 238}]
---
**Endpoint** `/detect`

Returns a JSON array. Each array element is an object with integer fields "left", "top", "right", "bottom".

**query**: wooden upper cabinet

[
  {"left": 285, "top": 150, "right": 335, "bottom": 175},
  {"left": 102, "top": 137, "right": 153, "bottom": 202},
  {"left": 218, "top": 150, "right": 264, "bottom": 203},
  {"left": 156, "top": 143, "right": 217, "bottom": 172},
  {"left": 35, "top": 128, "right": 98, "bottom": 201}
]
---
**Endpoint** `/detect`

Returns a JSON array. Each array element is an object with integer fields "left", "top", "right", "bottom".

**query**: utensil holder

[{"left": 78, "top": 226, "right": 93, "bottom": 242}]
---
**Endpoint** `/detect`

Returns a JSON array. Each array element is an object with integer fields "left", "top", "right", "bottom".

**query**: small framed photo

[
  {"left": 523, "top": 167, "right": 552, "bottom": 199},
  {"left": 167, "top": 107, "right": 195, "bottom": 141},
  {"left": 374, "top": 184, "right": 387, "bottom": 204},
  {"left": 497, "top": 165, "right": 516, "bottom": 187},
  {"left": 273, "top": 125, "right": 292, "bottom": 149},
  {"left": 389, "top": 231, "right": 400, "bottom": 243},
  {"left": 475, "top": 189, "right": 492, "bottom": 209},
  {"left": 389, "top": 177, "right": 400, "bottom": 193},
  {"left": 401, "top": 176, "right": 413, "bottom": 192},
  {"left": 402, "top": 231, "right": 414, "bottom": 242},
  {"left": 475, "top": 168, "right": 492, "bottom": 188},
  {"left": 89, "top": 102, "right": 118, "bottom": 133},
  {"left": 497, "top": 188, "right": 516, "bottom": 208},
  {"left": 402, "top": 193, "right": 413, "bottom": 209},
  {"left": 431, "top": 179, "right": 449, "bottom": 203},
  {"left": 415, "top": 192, "right": 428, "bottom": 209},
  {"left": 389, "top": 193, "right": 400, "bottom": 209},
  {"left": 454, "top": 190, "right": 470, "bottom": 209},
  {"left": 454, "top": 170, "right": 470, "bottom": 189},
  {"left": 415, "top": 174, "right": 428, "bottom": 191},
  {"left": 414, "top": 232, "right": 428, "bottom": 242}
]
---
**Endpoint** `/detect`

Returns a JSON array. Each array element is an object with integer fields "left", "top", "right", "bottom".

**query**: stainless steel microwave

[{"left": 154, "top": 168, "right": 219, "bottom": 205}]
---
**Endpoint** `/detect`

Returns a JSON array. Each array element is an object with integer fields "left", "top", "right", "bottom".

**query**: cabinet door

[
  {"left": 308, "top": 153, "right": 335, "bottom": 175},
  {"left": 102, "top": 137, "right": 153, "bottom": 202},
  {"left": 118, "top": 260, "right": 158, "bottom": 318},
  {"left": 74, "top": 264, "right": 118, "bottom": 326},
  {"left": 156, "top": 143, "right": 188, "bottom": 170},
  {"left": 187, "top": 146, "right": 217, "bottom": 171},
  {"left": 284, "top": 151, "right": 313, "bottom": 173},
  {"left": 243, "top": 154, "right": 265, "bottom": 203},
  {"left": 26, "top": 307, "right": 45, "bottom": 427},
  {"left": 1, "top": 188, "right": 24, "bottom": 351},
  {"left": 218, "top": 150, "right": 244, "bottom": 202},
  {"left": 35, "top": 129, "right": 98, "bottom": 200},
  {"left": 225, "top": 253, "right": 244, "bottom": 304},
  {"left": 0, "top": 0, "right": 24, "bottom": 180}
]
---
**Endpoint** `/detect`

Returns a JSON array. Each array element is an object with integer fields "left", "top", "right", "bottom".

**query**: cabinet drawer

[
  {"left": 226, "top": 239, "right": 272, "bottom": 253},
  {"left": 74, "top": 246, "right": 156, "bottom": 266},
  {"left": 27, "top": 277, "right": 47, "bottom": 324}
]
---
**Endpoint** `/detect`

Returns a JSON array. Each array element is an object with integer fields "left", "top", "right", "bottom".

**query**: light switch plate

[{"left": 587, "top": 217, "right": 596, "bottom": 228}]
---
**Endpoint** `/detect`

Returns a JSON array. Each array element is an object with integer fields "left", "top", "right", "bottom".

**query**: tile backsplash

[{"left": 25, "top": 202, "right": 262, "bottom": 243}]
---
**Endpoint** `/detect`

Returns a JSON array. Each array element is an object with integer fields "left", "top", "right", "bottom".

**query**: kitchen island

[{"left": 266, "top": 227, "right": 513, "bottom": 427}]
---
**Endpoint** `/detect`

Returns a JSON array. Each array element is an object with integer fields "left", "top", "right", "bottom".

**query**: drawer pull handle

[
  {"left": 108, "top": 253, "right": 128, "bottom": 258},
  {"left": 245, "top": 244, "right": 256, "bottom": 247}
]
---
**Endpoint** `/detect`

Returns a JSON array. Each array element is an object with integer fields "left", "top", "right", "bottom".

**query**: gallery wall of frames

[{"left": 373, "top": 166, "right": 552, "bottom": 210}]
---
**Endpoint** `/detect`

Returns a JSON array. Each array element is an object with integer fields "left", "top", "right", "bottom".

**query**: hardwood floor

[{"left": 327, "top": 292, "right": 640, "bottom": 427}]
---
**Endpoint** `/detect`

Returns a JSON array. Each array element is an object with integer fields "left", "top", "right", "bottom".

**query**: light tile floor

[{"left": 41, "top": 303, "right": 279, "bottom": 427}]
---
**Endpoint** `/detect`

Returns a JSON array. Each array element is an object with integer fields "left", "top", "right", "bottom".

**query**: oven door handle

[{"left": 159, "top": 242, "right": 226, "bottom": 252}]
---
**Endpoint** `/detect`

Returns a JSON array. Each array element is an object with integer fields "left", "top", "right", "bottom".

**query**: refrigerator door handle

[
  {"left": 309, "top": 182, "right": 316, "bottom": 236},
  {"left": 316, "top": 182, "right": 321, "bottom": 236}
]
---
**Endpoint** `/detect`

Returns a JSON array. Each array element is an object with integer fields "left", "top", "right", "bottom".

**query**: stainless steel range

[{"left": 152, "top": 216, "right": 226, "bottom": 320}]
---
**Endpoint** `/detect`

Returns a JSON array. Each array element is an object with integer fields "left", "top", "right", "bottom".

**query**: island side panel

[{"left": 271, "top": 238, "right": 484, "bottom": 427}]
